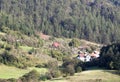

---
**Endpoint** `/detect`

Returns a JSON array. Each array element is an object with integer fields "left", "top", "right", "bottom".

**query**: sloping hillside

[
  {"left": 0, "top": 64, "right": 47, "bottom": 79},
  {"left": 0, "top": 0, "right": 120, "bottom": 44}
]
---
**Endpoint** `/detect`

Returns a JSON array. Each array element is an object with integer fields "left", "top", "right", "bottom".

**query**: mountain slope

[{"left": 0, "top": 0, "right": 120, "bottom": 44}]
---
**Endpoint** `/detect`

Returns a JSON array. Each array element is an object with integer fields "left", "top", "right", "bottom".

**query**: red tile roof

[{"left": 52, "top": 42, "right": 60, "bottom": 47}]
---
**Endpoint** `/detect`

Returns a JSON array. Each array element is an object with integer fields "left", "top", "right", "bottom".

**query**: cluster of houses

[
  {"left": 51, "top": 41, "right": 100, "bottom": 62},
  {"left": 77, "top": 51, "right": 100, "bottom": 62},
  {"left": 76, "top": 46, "right": 100, "bottom": 62}
]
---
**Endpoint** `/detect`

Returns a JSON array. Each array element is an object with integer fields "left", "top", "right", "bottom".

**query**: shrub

[
  {"left": 15, "top": 42, "right": 20, "bottom": 49},
  {"left": 50, "top": 50, "right": 63, "bottom": 61},
  {"left": 39, "top": 72, "right": 54, "bottom": 81},
  {"left": 86, "top": 47, "right": 92, "bottom": 53},
  {"left": 62, "top": 58, "right": 82, "bottom": 69},
  {"left": 69, "top": 38, "right": 80, "bottom": 47},
  {"left": 40, "top": 69, "right": 61, "bottom": 81},
  {"left": 28, "top": 48, "right": 35, "bottom": 54},
  {"left": 49, "top": 69, "right": 61, "bottom": 78},
  {"left": 44, "top": 61, "right": 61, "bottom": 79},
  {"left": 35, "top": 64, "right": 45, "bottom": 68},
  {"left": 0, "top": 26, "right": 10, "bottom": 33},
  {"left": 7, "top": 78, "right": 17, "bottom": 82},
  {"left": 46, "top": 61, "right": 58, "bottom": 70},
  {"left": 39, "top": 74, "right": 48, "bottom": 81},
  {"left": 63, "top": 64, "right": 75, "bottom": 76},
  {"left": 5, "top": 44, "right": 12, "bottom": 51},
  {"left": 49, "top": 36, "right": 55, "bottom": 41},
  {"left": 0, "top": 43, "right": 4, "bottom": 48},
  {"left": 90, "top": 45, "right": 97, "bottom": 51},
  {"left": 76, "top": 66, "right": 82, "bottom": 72},
  {"left": 62, "top": 58, "right": 84, "bottom": 76},
  {"left": 0, "top": 51, "right": 26, "bottom": 68},
  {"left": 20, "top": 70, "right": 40, "bottom": 82},
  {"left": 38, "top": 39, "right": 43, "bottom": 47}
]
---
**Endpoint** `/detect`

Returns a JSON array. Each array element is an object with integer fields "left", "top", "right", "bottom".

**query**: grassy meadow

[
  {"left": 0, "top": 65, "right": 47, "bottom": 79},
  {"left": 43, "top": 69, "right": 120, "bottom": 82},
  {"left": 19, "top": 46, "right": 33, "bottom": 52}
]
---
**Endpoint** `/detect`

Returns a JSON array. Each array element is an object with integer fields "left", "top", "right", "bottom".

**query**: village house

[
  {"left": 77, "top": 52, "right": 85, "bottom": 62},
  {"left": 90, "top": 51, "right": 100, "bottom": 59},
  {"left": 77, "top": 51, "right": 100, "bottom": 62},
  {"left": 86, "top": 55, "right": 91, "bottom": 62},
  {"left": 52, "top": 42, "right": 60, "bottom": 48}
]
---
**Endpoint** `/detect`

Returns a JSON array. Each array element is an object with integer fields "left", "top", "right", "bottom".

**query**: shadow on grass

[
  {"left": 87, "top": 67, "right": 120, "bottom": 76},
  {"left": 49, "top": 77, "right": 65, "bottom": 81},
  {"left": 103, "top": 70, "right": 120, "bottom": 76},
  {"left": 86, "top": 66, "right": 105, "bottom": 70},
  {"left": 80, "top": 79, "right": 103, "bottom": 82}
]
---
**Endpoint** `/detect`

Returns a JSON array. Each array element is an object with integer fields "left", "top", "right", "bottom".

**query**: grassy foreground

[
  {"left": 0, "top": 65, "right": 47, "bottom": 79},
  {"left": 44, "top": 69, "right": 120, "bottom": 82},
  {"left": 0, "top": 66, "right": 120, "bottom": 82}
]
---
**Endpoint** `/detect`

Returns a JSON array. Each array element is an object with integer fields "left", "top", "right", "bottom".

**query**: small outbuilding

[{"left": 52, "top": 42, "right": 60, "bottom": 48}]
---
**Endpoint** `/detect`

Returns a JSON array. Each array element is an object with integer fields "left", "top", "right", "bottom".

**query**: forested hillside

[
  {"left": 99, "top": 42, "right": 120, "bottom": 70},
  {"left": 0, "top": 0, "right": 120, "bottom": 44}
]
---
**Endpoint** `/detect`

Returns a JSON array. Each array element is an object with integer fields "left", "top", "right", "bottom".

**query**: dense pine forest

[
  {"left": 99, "top": 42, "right": 120, "bottom": 70},
  {"left": 0, "top": 0, "right": 120, "bottom": 44}
]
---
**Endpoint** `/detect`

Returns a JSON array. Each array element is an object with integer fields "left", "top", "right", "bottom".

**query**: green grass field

[
  {"left": 0, "top": 64, "right": 119, "bottom": 82},
  {"left": 0, "top": 65, "right": 47, "bottom": 79},
  {"left": 44, "top": 69, "right": 120, "bottom": 82},
  {"left": 19, "top": 46, "right": 33, "bottom": 52}
]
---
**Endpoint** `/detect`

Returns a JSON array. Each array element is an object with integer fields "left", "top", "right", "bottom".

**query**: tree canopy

[
  {"left": 99, "top": 42, "right": 120, "bottom": 70},
  {"left": 0, "top": 0, "right": 120, "bottom": 44}
]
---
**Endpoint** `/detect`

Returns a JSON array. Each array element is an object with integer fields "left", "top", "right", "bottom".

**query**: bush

[
  {"left": 39, "top": 74, "right": 49, "bottom": 81},
  {"left": 49, "top": 69, "right": 61, "bottom": 78},
  {"left": 86, "top": 47, "right": 92, "bottom": 53},
  {"left": 69, "top": 38, "right": 80, "bottom": 47},
  {"left": 39, "top": 75, "right": 48, "bottom": 81},
  {"left": 0, "top": 51, "right": 26, "bottom": 68},
  {"left": 62, "top": 58, "right": 83, "bottom": 69},
  {"left": 0, "top": 51, "right": 18, "bottom": 65},
  {"left": 46, "top": 61, "right": 58, "bottom": 70},
  {"left": 63, "top": 64, "right": 75, "bottom": 76},
  {"left": 0, "top": 26, "right": 10, "bottom": 33},
  {"left": 39, "top": 71, "right": 60, "bottom": 81},
  {"left": 62, "top": 58, "right": 84, "bottom": 76},
  {"left": 49, "top": 61, "right": 61, "bottom": 77},
  {"left": 76, "top": 66, "right": 82, "bottom": 72},
  {"left": 90, "top": 45, "right": 97, "bottom": 51},
  {"left": 7, "top": 78, "right": 17, "bottom": 82},
  {"left": 50, "top": 50, "right": 63, "bottom": 61},
  {"left": 15, "top": 42, "right": 20, "bottom": 49},
  {"left": 35, "top": 64, "right": 45, "bottom": 68},
  {"left": 20, "top": 70, "right": 40, "bottom": 82},
  {"left": 38, "top": 39, "right": 44, "bottom": 47},
  {"left": 0, "top": 43, "right": 4, "bottom": 48},
  {"left": 28, "top": 48, "right": 35, "bottom": 54},
  {"left": 5, "top": 44, "right": 12, "bottom": 51}
]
